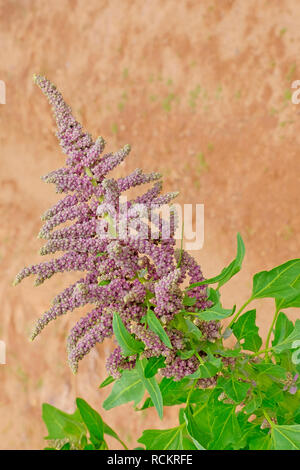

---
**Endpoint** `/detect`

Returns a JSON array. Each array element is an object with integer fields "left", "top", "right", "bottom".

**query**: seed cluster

[{"left": 14, "top": 75, "right": 215, "bottom": 380}]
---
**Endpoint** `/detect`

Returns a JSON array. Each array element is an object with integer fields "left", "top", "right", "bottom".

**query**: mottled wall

[{"left": 0, "top": 0, "right": 299, "bottom": 449}]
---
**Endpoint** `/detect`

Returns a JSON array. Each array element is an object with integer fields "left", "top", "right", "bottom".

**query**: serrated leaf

[
  {"left": 103, "top": 369, "right": 145, "bottom": 410},
  {"left": 183, "top": 408, "right": 206, "bottom": 449},
  {"left": 112, "top": 312, "right": 144, "bottom": 356},
  {"left": 222, "top": 377, "right": 250, "bottom": 403},
  {"left": 272, "top": 312, "right": 294, "bottom": 347},
  {"left": 42, "top": 404, "right": 86, "bottom": 443},
  {"left": 271, "top": 424, "right": 300, "bottom": 450},
  {"left": 146, "top": 310, "right": 172, "bottom": 348},
  {"left": 136, "top": 359, "right": 163, "bottom": 419},
  {"left": 197, "top": 303, "right": 234, "bottom": 321},
  {"left": 137, "top": 427, "right": 183, "bottom": 450},
  {"left": 273, "top": 320, "right": 300, "bottom": 354},
  {"left": 232, "top": 309, "right": 262, "bottom": 352},
  {"left": 144, "top": 356, "right": 165, "bottom": 378},
  {"left": 252, "top": 259, "right": 300, "bottom": 300},
  {"left": 186, "top": 233, "right": 245, "bottom": 291},
  {"left": 76, "top": 398, "right": 104, "bottom": 448}
]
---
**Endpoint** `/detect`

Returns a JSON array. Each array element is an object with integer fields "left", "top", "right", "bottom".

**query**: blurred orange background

[{"left": 0, "top": 0, "right": 299, "bottom": 449}]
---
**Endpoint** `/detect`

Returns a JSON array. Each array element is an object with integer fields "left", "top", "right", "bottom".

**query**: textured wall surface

[{"left": 0, "top": 0, "right": 299, "bottom": 449}]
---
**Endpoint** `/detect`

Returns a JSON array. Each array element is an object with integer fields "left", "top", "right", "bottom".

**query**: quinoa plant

[{"left": 14, "top": 75, "right": 300, "bottom": 450}]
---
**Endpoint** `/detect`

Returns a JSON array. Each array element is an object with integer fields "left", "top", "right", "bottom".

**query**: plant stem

[
  {"left": 249, "top": 348, "right": 273, "bottom": 357},
  {"left": 265, "top": 307, "right": 280, "bottom": 360},
  {"left": 195, "top": 351, "right": 204, "bottom": 364},
  {"left": 228, "top": 296, "right": 253, "bottom": 329},
  {"left": 263, "top": 409, "right": 273, "bottom": 428},
  {"left": 186, "top": 381, "right": 197, "bottom": 408}
]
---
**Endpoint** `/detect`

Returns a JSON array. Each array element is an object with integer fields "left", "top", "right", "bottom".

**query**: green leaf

[
  {"left": 103, "top": 369, "right": 145, "bottom": 410},
  {"left": 244, "top": 392, "right": 262, "bottom": 414},
  {"left": 209, "top": 404, "right": 242, "bottom": 450},
  {"left": 98, "top": 280, "right": 111, "bottom": 286},
  {"left": 103, "top": 422, "right": 128, "bottom": 450},
  {"left": 112, "top": 312, "right": 144, "bottom": 356},
  {"left": 276, "top": 287, "right": 300, "bottom": 310},
  {"left": 273, "top": 320, "right": 300, "bottom": 354},
  {"left": 144, "top": 356, "right": 165, "bottom": 378},
  {"left": 249, "top": 433, "right": 272, "bottom": 450},
  {"left": 76, "top": 398, "right": 104, "bottom": 448},
  {"left": 186, "top": 233, "right": 245, "bottom": 290},
  {"left": 183, "top": 408, "right": 206, "bottom": 449},
  {"left": 252, "top": 259, "right": 300, "bottom": 300},
  {"left": 184, "top": 318, "right": 202, "bottom": 341},
  {"left": 42, "top": 404, "right": 86, "bottom": 443},
  {"left": 99, "top": 375, "right": 115, "bottom": 388},
  {"left": 232, "top": 309, "right": 262, "bottom": 352},
  {"left": 253, "top": 363, "right": 287, "bottom": 379},
  {"left": 182, "top": 295, "right": 197, "bottom": 306},
  {"left": 135, "top": 359, "right": 163, "bottom": 419},
  {"left": 222, "top": 377, "right": 250, "bottom": 403},
  {"left": 146, "top": 310, "right": 172, "bottom": 348},
  {"left": 272, "top": 312, "right": 294, "bottom": 347},
  {"left": 197, "top": 303, "right": 234, "bottom": 321},
  {"left": 137, "top": 427, "right": 183, "bottom": 450},
  {"left": 189, "top": 356, "right": 222, "bottom": 379},
  {"left": 271, "top": 424, "right": 300, "bottom": 450}
]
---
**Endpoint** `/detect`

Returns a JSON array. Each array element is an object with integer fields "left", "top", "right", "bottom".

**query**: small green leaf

[
  {"left": 232, "top": 309, "right": 262, "bottom": 352},
  {"left": 244, "top": 392, "right": 262, "bottom": 414},
  {"left": 137, "top": 427, "right": 183, "bottom": 450},
  {"left": 197, "top": 303, "right": 233, "bottom": 321},
  {"left": 136, "top": 359, "right": 164, "bottom": 419},
  {"left": 273, "top": 320, "right": 300, "bottom": 354},
  {"left": 182, "top": 295, "right": 197, "bottom": 306},
  {"left": 271, "top": 424, "right": 300, "bottom": 450},
  {"left": 98, "top": 280, "right": 111, "bottom": 286},
  {"left": 186, "top": 233, "right": 245, "bottom": 291},
  {"left": 112, "top": 312, "right": 144, "bottom": 356},
  {"left": 42, "top": 404, "right": 86, "bottom": 443},
  {"left": 222, "top": 377, "right": 250, "bottom": 403},
  {"left": 189, "top": 356, "right": 222, "bottom": 379},
  {"left": 183, "top": 408, "right": 206, "bottom": 449},
  {"left": 76, "top": 398, "right": 104, "bottom": 448},
  {"left": 252, "top": 259, "right": 300, "bottom": 300},
  {"left": 144, "top": 356, "right": 165, "bottom": 378},
  {"left": 146, "top": 310, "right": 172, "bottom": 348},
  {"left": 99, "top": 375, "right": 115, "bottom": 389},
  {"left": 184, "top": 318, "right": 202, "bottom": 340},
  {"left": 272, "top": 312, "right": 294, "bottom": 347},
  {"left": 103, "top": 369, "right": 145, "bottom": 410}
]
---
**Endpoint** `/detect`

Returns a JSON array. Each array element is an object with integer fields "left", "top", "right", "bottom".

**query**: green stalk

[
  {"left": 264, "top": 306, "right": 280, "bottom": 360},
  {"left": 228, "top": 296, "right": 253, "bottom": 329}
]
